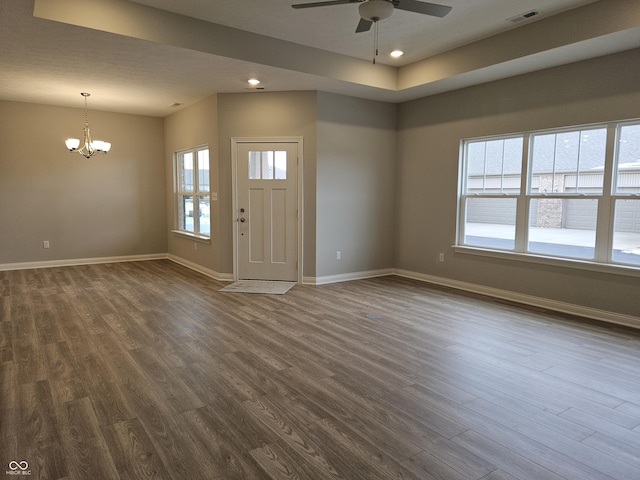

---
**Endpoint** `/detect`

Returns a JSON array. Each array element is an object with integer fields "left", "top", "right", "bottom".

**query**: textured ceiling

[{"left": 1, "top": 0, "right": 639, "bottom": 117}]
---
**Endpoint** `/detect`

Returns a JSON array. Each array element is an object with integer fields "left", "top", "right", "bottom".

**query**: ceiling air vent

[{"left": 508, "top": 10, "right": 539, "bottom": 23}]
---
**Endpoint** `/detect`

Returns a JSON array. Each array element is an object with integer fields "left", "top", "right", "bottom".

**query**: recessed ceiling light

[
  {"left": 248, "top": 78, "right": 261, "bottom": 86},
  {"left": 390, "top": 50, "right": 404, "bottom": 58}
]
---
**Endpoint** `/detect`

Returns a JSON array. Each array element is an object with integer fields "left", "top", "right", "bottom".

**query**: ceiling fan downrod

[{"left": 373, "top": 20, "right": 379, "bottom": 64}]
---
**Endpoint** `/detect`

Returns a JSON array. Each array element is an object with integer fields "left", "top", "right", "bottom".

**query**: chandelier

[{"left": 65, "top": 92, "right": 111, "bottom": 158}]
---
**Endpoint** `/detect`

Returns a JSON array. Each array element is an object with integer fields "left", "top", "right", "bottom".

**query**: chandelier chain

[{"left": 84, "top": 95, "right": 89, "bottom": 127}]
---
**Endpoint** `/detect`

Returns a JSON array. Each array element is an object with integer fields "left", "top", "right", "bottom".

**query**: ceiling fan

[{"left": 291, "top": 0, "right": 452, "bottom": 33}]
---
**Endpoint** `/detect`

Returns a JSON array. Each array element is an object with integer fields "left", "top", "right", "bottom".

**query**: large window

[
  {"left": 175, "top": 146, "right": 210, "bottom": 238},
  {"left": 458, "top": 120, "right": 640, "bottom": 269}
]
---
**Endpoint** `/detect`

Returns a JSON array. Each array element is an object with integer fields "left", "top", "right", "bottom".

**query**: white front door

[{"left": 234, "top": 141, "right": 299, "bottom": 281}]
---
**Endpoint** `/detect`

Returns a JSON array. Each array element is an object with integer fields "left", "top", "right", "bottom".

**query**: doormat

[{"left": 219, "top": 280, "right": 296, "bottom": 295}]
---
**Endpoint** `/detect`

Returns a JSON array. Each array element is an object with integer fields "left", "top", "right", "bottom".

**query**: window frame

[
  {"left": 173, "top": 145, "right": 211, "bottom": 241},
  {"left": 456, "top": 119, "right": 640, "bottom": 276}
]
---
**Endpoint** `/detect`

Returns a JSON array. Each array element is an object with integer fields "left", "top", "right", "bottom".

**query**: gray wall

[
  {"left": 0, "top": 101, "right": 166, "bottom": 264},
  {"left": 316, "top": 92, "right": 397, "bottom": 277},
  {"left": 396, "top": 48, "right": 640, "bottom": 317},
  {"left": 164, "top": 95, "right": 220, "bottom": 272},
  {"left": 214, "top": 91, "right": 397, "bottom": 280},
  {"left": 217, "top": 91, "right": 318, "bottom": 277},
  {"left": 2, "top": 49, "right": 639, "bottom": 319}
]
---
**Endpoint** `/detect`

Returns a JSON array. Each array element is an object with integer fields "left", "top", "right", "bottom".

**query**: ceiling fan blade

[
  {"left": 394, "top": 0, "right": 452, "bottom": 17},
  {"left": 355, "top": 17, "right": 372, "bottom": 33},
  {"left": 292, "top": 0, "right": 360, "bottom": 9}
]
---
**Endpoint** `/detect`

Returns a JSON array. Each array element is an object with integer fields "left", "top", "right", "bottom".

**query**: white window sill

[
  {"left": 171, "top": 230, "right": 211, "bottom": 244},
  {"left": 453, "top": 245, "right": 640, "bottom": 278}
]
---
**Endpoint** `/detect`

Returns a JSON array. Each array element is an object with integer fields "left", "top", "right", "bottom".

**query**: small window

[
  {"left": 528, "top": 198, "right": 597, "bottom": 259},
  {"left": 465, "top": 137, "right": 523, "bottom": 194},
  {"left": 612, "top": 199, "right": 640, "bottom": 265},
  {"left": 611, "top": 122, "right": 640, "bottom": 264},
  {"left": 175, "top": 146, "right": 210, "bottom": 237},
  {"left": 530, "top": 128, "right": 606, "bottom": 194},
  {"left": 464, "top": 197, "right": 517, "bottom": 250},
  {"left": 248, "top": 150, "right": 287, "bottom": 180},
  {"left": 461, "top": 137, "right": 522, "bottom": 251},
  {"left": 614, "top": 124, "right": 640, "bottom": 195}
]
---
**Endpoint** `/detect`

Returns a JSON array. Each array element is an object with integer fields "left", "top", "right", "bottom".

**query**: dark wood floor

[{"left": 2, "top": 260, "right": 640, "bottom": 479}]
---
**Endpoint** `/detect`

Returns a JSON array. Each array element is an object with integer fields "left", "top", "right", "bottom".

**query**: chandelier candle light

[{"left": 65, "top": 92, "right": 111, "bottom": 158}]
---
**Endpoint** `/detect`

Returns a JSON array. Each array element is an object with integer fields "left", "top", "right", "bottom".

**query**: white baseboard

[
  {"left": 2, "top": 254, "right": 635, "bottom": 329},
  {"left": 167, "top": 254, "right": 234, "bottom": 282},
  {"left": 304, "top": 268, "right": 394, "bottom": 285},
  {"left": 394, "top": 268, "right": 640, "bottom": 330},
  {"left": 0, "top": 253, "right": 167, "bottom": 272},
  {"left": 0, "top": 251, "right": 234, "bottom": 282}
]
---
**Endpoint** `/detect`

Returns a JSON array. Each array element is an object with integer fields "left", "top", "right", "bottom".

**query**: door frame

[{"left": 231, "top": 137, "right": 304, "bottom": 283}]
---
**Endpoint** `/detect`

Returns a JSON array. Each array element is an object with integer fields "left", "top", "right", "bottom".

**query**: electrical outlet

[
  {"left": 438, "top": 252, "right": 445, "bottom": 262},
  {"left": 43, "top": 240, "right": 50, "bottom": 249},
  {"left": 336, "top": 251, "right": 341, "bottom": 260}
]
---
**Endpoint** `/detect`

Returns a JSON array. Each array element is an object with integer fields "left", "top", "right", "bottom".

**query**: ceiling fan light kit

[
  {"left": 291, "top": 0, "right": 451, "bottom": 64},
  {"left": 359, "top": 0, "right": 394, "bottom": 22}
]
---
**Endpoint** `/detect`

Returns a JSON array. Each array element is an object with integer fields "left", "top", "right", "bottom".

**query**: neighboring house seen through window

[{"left": 458, "top": 120, "right": 640, "bottom": 269}]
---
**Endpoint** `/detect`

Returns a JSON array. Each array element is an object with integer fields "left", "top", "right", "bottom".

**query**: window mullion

[
  {"left": 458, "top": 195, "right": 468, "bottom": 245},
  {"left": 594, "top": 124, "right": 617, "bottom": 262},
  {"left": 514, "top": 134, "right": 530, "bottom": 252},
  {"left": 194, "top": 195, "right": 200, "bottom": 234},
  {"left": 576, "top": 130, "right": 583, "bottom": 194},
  {"left": 482, "top": 142, "right": 487, "bottom": 193},
  {"left": 174, "top": 155, "right": 180, "bottom": 231},
  {"left": 457, "top": 142, "right": 470, "bottom": 245},
  {"left": 193, "top": 149, "right": 200, "bottom": 234},
  {"left": 500, "top": 140, "right": 505, "bottom": 193}
]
